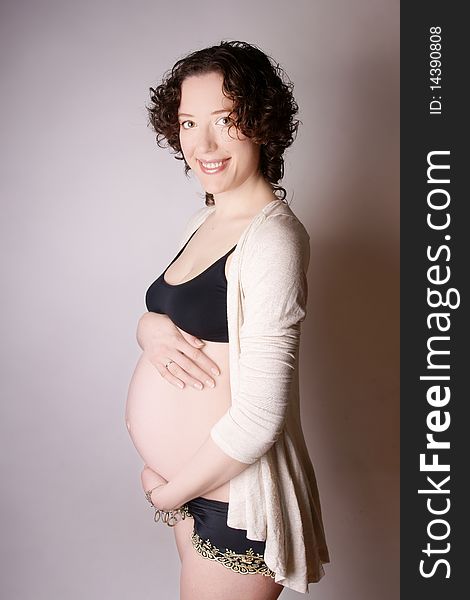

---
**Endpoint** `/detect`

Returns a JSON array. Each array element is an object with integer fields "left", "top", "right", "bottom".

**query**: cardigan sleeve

[{"left": 210, "top": 214, "right": 310, "bottom": 464}]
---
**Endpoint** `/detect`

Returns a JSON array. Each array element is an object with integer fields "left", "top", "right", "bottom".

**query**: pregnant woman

[{"left": 125, "top": 41, "right": 330, "bottom": 599}]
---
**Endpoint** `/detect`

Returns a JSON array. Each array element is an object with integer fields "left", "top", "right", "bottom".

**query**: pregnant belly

[{"left": 125, "top": 340, "right": 232, "bottom": 502}]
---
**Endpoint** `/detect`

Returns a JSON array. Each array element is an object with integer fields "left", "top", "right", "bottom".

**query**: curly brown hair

[{"left": 147, "top": 40, "right": 299, "bottom": 206}]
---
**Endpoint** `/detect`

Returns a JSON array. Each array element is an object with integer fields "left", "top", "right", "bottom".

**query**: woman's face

[{"left": 178, "top": 71, "right": 261, "bottom": 197}]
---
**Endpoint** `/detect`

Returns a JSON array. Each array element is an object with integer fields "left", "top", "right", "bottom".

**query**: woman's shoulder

[
  {"left": 179, "top": 200, "right": 310, "bottom": 255},
  {"left": 247, "top": 200, "right": 310, "bottom": 253},
  {"left": 240, "top": 201, "right": 311, "bottom": 280}
]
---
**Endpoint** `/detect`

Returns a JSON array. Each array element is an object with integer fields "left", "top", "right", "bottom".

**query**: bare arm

[{"left": 151, "top": 435, "right": 248, "bottom": 510}]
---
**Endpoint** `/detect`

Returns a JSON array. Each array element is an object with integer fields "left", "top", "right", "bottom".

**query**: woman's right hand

[{"left": 136, "top": 311, "right": 220, "bottom": 390}]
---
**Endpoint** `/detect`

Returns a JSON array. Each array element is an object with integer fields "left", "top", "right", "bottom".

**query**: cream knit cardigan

[{"left": 177, "top": 198, "right": 330, "bottom": 593}]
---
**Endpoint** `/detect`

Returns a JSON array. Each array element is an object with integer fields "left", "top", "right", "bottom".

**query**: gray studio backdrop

[{"left": 0, "top": 1, "right": 399, "bottom": 598}]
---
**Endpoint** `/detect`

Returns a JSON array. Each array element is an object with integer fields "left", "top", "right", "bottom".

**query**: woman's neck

[{"left": 210, "top": 175, "right": 277, "bottom": 220}]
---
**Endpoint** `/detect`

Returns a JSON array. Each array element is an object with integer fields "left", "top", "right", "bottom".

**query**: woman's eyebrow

[{"left": 178, "top": 109, "right": 231, "bottom": 117}]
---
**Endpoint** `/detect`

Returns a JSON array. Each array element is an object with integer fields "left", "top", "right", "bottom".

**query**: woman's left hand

[{"left": 141, "top": 465, "right": 168, "bottom": 509}]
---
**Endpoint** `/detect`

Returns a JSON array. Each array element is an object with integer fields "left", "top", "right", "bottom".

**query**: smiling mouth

[{"left": 197, "top": 158, "right": 230, "bottom": 174}]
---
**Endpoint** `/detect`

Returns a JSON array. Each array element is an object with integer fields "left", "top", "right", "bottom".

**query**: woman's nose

[{"left": 195, "top": 124, "right": 218, "bottom": 154}]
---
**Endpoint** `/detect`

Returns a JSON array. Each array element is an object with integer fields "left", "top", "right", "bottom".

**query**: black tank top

[{"left": 145, "top": 227, "right": 237, "bottom": 342}]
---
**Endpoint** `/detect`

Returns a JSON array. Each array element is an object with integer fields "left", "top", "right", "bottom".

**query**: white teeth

[{"left": 201, "top": 160, "right": 224, "bottom": 169}]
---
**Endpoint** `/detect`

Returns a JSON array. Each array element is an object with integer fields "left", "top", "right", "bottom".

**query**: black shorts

[{"left": 183, "top": 496, "right": 275, "bottom": 579}]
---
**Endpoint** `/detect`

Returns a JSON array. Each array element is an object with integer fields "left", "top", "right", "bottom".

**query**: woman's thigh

[{"left": 179, "top": 533, "right": 284, "bottom": 600}]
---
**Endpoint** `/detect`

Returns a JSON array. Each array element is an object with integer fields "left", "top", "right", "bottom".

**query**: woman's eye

[
  {"left": 216, "top": 116, "right": 231, "bottom": 126},
  {"left": 180, "top": 120, "right": 195, "bottom": 130}
]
